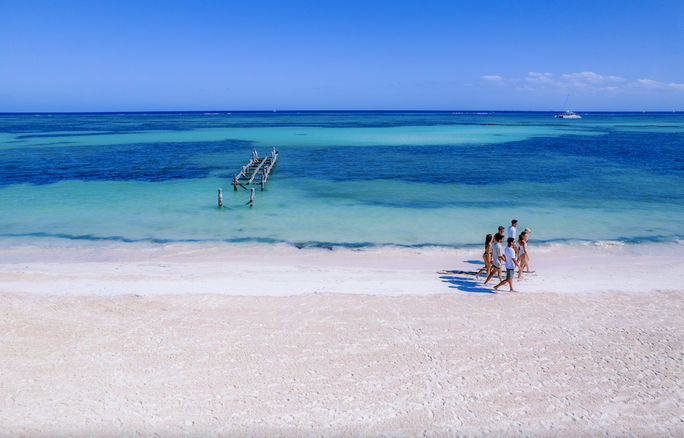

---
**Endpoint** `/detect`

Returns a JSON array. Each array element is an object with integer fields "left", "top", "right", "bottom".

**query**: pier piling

[{"left": 247, "top": 188, "right": 255, "bottom": 207}]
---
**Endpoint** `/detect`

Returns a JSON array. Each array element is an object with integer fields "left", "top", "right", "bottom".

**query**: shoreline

[{"left": 1, "top": 240, "right": 683, "bottom": 297}]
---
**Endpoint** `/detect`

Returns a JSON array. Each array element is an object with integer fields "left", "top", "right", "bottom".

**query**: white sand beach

[{"left": 1, "top": 243, "right": 683, "bottom": 436}]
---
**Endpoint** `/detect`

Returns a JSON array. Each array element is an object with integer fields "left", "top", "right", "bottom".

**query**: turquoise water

[{"left": 0, "top": 111, "right": 682, "bottom": 248}]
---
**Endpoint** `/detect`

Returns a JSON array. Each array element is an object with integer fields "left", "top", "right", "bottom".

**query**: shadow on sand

[
  {"left": 440, "top": 273, "right": 496, "bottom": 294},
  {"left": 463, "top": 259, "right": 485, "bottom": 265}
]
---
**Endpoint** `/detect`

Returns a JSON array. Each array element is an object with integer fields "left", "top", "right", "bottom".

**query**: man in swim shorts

[{"left": 494, "top": 237, "right": 521, "bottom": 292}]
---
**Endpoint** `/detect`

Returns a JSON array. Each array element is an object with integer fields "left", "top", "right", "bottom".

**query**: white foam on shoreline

[{"left": 1, "top": 236, "right": 681, "bottom": 260}]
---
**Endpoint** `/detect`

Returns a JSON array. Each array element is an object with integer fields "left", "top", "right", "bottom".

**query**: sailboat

[
  {"left": 555, "top": 110, "right": 581, "bottom": 119},
  {"left": 555, "top": 95, "right": 582, "bottom": 119}
]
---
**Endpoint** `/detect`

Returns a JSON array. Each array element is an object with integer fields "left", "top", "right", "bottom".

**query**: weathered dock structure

[
  {"left": 217, "top": 148, "right": 278, "bottom": 208},
  {"left": 232, "top": 147, "right": 278, "bottom": 192}
]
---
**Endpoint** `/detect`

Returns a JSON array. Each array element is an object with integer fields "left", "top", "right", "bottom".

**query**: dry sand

[{"left": 1, "top": 244, "right": 683, "bottom": 436}]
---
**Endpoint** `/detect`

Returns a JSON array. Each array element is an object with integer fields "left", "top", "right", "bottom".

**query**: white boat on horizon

[
  {"left": 555, "top": 95, "right": 581, "bottom": 118},
  {"left": 555, "top": 110, "right": 582, "bottom": 119}
]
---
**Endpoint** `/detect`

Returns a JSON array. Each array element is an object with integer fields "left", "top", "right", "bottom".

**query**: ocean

[{"left": 0, "top": 111, "right": 682, "bottom": 250}]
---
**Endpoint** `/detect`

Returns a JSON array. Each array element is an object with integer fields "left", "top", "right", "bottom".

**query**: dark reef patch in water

[
  {"left": 1, "top": 129, "right": 683, "bottom": 194},
  {"left": 0, "top": 139, "right": 254, "bottom": 185}
]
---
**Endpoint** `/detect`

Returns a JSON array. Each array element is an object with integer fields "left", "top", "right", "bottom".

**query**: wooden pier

[
  {"left": 232, "top": 147, "right": 278, "bottom": 192},
  {"left": 218, "top": 147, "right": 278, "bottom": 208}
]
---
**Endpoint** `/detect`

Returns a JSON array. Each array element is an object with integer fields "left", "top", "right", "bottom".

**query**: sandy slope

[
  {"left": 1, "top": 243, "right": 683, "bottom": 436},
  {"left": 1, "top": 290, "right": 682, "bottom": 437}
]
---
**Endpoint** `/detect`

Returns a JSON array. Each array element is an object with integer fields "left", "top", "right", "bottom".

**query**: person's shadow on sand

[
  {"left": 440, "top": 274, "right": 496, "bottom": 294},
  {"left": 463, "top": 259, "right": 485, "bottom": 265}
]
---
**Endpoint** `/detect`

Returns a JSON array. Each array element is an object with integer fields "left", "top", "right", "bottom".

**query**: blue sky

[{"left": 1, "top": 0, "right": 682, "bottom": 111}]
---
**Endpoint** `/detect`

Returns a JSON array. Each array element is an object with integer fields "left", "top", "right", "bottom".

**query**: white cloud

[
  {"left": 525, "top": 72, "right": 554, "bottom": 84},
  {"left": 634, "top": 78, "right": 684, "bottom": 91},
  {"left": 560, "top": 72, "right": 626, "bottom": 86},
  {"left": 635, "top": 78, "right": 662, "bottom": 88},
  {"left": 562, "top": 71, "right": 598, "bottom": 82},
  {"left": 517, "top": 71, "right": 626, "bottom": 89},
  {"left": 479, "top": 71, "right": 684, "bottom": 94},
  {"left": 480, "top": 75, "right": 503, "bottom": 81}
]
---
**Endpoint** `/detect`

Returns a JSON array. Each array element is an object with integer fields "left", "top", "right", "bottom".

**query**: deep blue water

[{"left": 0, "top": 111, "right": 682, "bottom": 247}]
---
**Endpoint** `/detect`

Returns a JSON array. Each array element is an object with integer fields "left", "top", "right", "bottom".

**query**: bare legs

[
  {"left": 524, "top": 256, "right": 535, "bottom": 273},
  {"left": 521, "top": 254, "right": 535, "bottom": 273},
  {"left": 484, "top": 266, "right": 501, "bottom": 285},
  {"left": 475, "top": 253, "right": 491, "bottom": 278},
  {"left": 493, "top": 276, "right": 515, "bottom": 292},
  {"left": 517, "top": 253, "right": 526, "bottom": 279}
]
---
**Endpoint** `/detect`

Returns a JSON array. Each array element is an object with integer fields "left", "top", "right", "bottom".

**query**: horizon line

[{"left": 0, "top": 109, "right": 680, "bottom": 115}]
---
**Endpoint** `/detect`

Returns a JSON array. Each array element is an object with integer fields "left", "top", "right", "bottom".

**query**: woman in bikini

[
  {"left": 517, "top": 232, "right": 527, "bottom": 279},
  {"left": 475, "top": 234, "right": 493, "bottom": 279},
  {"left": 521, "top": 230, "right": 535, "bottom": 273}
]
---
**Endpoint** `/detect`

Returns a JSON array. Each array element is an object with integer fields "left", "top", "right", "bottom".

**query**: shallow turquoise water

[{"left": 0, "top": 111, "right": 682, "bottom": 248}]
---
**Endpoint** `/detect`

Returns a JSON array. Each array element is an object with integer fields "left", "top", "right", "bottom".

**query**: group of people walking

[{"left": 475, "top": 219, "right": 534, "bottom": 293}]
